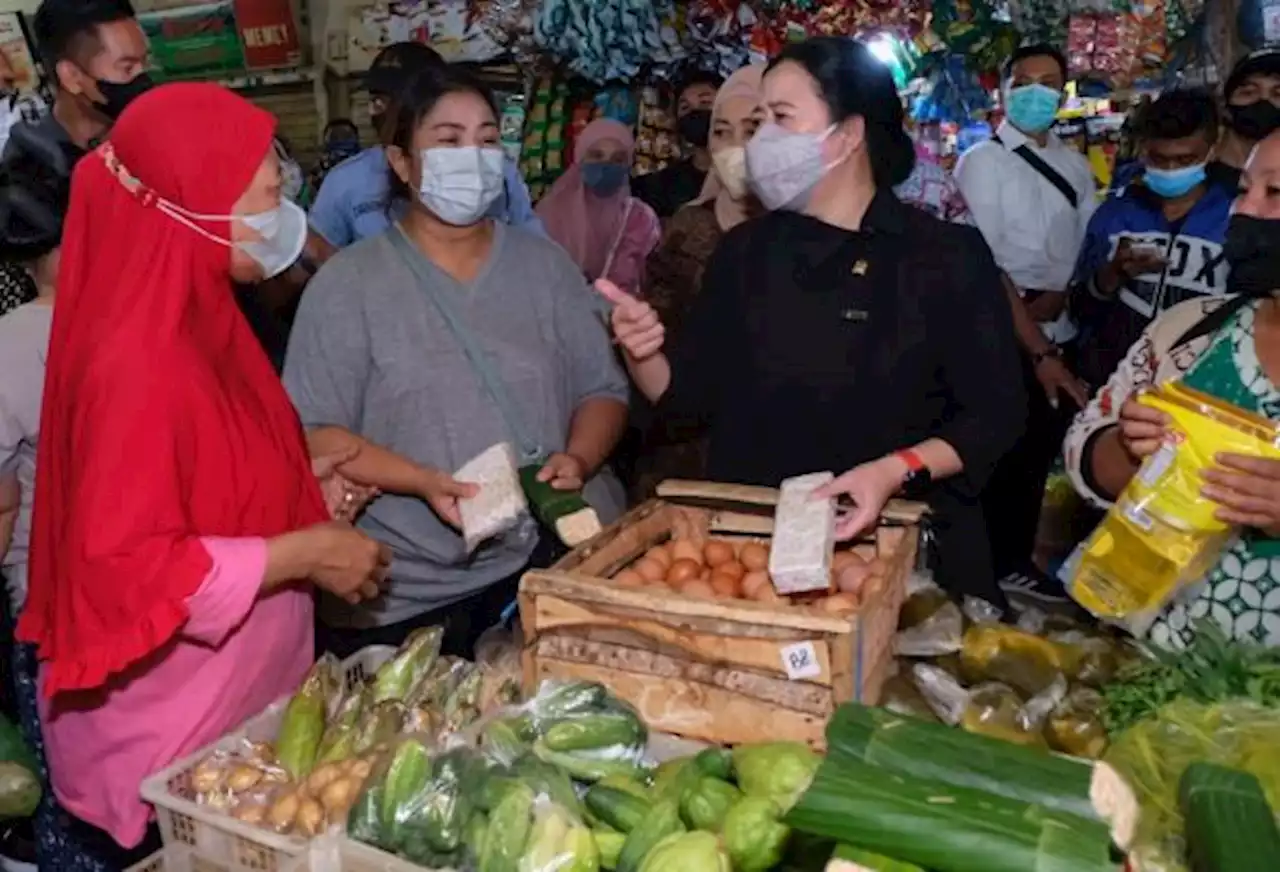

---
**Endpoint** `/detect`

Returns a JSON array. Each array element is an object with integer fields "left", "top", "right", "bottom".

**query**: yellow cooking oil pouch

[{"left": 1070, "top": 383, "right": 1280, "bottom": 631}]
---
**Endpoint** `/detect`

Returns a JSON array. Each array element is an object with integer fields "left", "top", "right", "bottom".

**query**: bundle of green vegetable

[
  {"left": 1097, "top": 697, "right": 1280, "bottom": 872},
  {"left": 785, "top": 702, "right": 1119, "bottom": 872},
  {"left": 1101, "top": 619, "right": 1280, "bottom": 735},
  {"left": 0, "top": 712, "right": 40, "bottom": 820}
]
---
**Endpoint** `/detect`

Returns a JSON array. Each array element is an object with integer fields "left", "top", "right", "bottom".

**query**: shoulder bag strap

[
  {"left": 598, "top": 197, "right": 635, "bottom": 283},
  {"left": 386, "top": 226, "right": 544, "bottom": 463},
  {"left": 992, "top": 134, "right": 1079, "bottom": 209}
]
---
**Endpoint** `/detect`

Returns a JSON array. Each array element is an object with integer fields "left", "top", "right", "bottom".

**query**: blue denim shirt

[{"left": 308, "top": 146, "right": 544, "bottom": 248}]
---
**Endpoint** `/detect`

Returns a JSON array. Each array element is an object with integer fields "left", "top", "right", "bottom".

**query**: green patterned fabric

[{"left": 1153, "top": 301, "right": 1280, "bottom": 648}]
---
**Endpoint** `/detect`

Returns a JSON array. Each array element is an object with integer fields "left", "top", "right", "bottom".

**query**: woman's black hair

[
  {"left": 768, "top": 36, "right": 915, "bottom": 190},
  {"left": 0, "top": 124, "right": 73, "bottom": 265},
  {"left": 384, "top": 64, "right": 498, "bottom": 210}
]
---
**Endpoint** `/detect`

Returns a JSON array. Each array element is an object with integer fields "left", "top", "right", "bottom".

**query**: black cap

[
  {"left": 365, "top": 41, "right": 444, "bottom": 98},
  {"left": 1225, "top": 49, "right": 1280, "bottom": 101}
]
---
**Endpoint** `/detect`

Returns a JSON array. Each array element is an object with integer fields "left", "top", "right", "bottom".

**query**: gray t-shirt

[
  {"left": 0, "top": 302, "right": 52, "bottom": 614},
  {"left": 284, "top": 224, "right": 628, "bottom": 628}
]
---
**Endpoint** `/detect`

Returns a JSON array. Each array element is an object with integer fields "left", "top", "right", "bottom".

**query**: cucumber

[
  {"left": 347, "top": 779, "right": 386, "bottom": 848},
  {"left": 380, "top": 740, "right": 433, "bottom": 845},
  {"left": 479, "top": 780, "right": 535, "bottom": 872},
  {"left": 544, "top": 714, "right": 645, "bottom": 752},
  {"left": 617, "top": 799, "right": 685, "bottom": 872},
  {"left": 586, "top": 785, "right": 653, "bottom": 833},
  {"left": 594, "top": 830, "right": 626, "bottom": 870},
  {"left": 1180, "top": 761, "right": 1280, "bottom": 872},
  {"left": 532, "top": 739, "right": 648, "bottom": 783}
]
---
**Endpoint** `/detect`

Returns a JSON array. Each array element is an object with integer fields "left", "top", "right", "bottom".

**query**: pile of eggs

[{"left": 610, "top": 537, "right": 888, "bottom": 615}]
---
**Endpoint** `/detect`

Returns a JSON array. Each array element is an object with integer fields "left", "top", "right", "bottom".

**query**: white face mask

[
  {"left": 417, "top": 146, "right": 505, "bottom": 226},
  {"left": 160, "top": 198, "right": 308, "bottom": 280},
  {"left": 745, "top": 122, "right": 842, "bottom": 212},
  {"left": 712, "top": 146, "right": 748, "bottom": 199}
]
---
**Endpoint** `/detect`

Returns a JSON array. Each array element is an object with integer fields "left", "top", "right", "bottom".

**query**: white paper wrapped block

[
  {"left": 768, "top": 471, "right": 836, "bottom": 594},
  {"left": 455, "top": 443, "right": 529, "bottom": 553}
]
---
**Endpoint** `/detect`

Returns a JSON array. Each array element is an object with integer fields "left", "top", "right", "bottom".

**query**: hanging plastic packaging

[{"left": 1069, "top": 382, "right": 1280, "bottom": 633}]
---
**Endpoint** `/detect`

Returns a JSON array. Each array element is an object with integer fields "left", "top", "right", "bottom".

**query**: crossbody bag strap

[
  {"left": 992, "top": 134, "right": 1079, "bottom": 209},
  {"left": 599, "top": 197, "right": 635, "bottom": 283},
  {"left": 386, "top": 226, "right": 544, "bottom": 463}
]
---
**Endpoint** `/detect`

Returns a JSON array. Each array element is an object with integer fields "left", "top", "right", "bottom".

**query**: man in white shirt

[{"left": 955, "top": 43, "right": 1096, "bottom": 605}]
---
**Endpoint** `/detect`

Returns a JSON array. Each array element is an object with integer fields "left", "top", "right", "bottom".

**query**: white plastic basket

[
  {"left": 295, "top": 839, "right": 451, "bottom": 872},
  {"left": 139, "top": 646, "right": 396, "bottom": 872},
  {"left": 126, "top": 844, "right": 308, "bottom": 872}
]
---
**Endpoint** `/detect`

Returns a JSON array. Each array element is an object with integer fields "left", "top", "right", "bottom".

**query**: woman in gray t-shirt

[{"left": 285, "top": 65, "right": 629, "bottom": 658}]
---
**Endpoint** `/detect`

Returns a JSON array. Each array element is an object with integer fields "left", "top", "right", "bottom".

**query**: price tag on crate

[{"left": 779, "top": 641, "right": 822, "bottom": 680}]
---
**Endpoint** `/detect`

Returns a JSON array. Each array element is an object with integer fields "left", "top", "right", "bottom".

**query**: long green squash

[
  {"left": 786, "top": 758, "right": 1118, "bottom": 872},
  {"left": 1179, "top": 762, "right": 1280, "bottom": 872},
  {"left": 827, "top": 703, "right": 1099, "bottom": 821}
]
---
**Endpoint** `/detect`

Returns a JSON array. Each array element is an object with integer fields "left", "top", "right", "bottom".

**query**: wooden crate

[{"left": 519, "top": 480, "right": 924, "bottom": 749}]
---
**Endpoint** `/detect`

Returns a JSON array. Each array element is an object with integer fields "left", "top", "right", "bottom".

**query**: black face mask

[
  {"left": 677, "top": 109, "right": 711, "bottom": 148},
  {"left": 1224, "top": 214, "right": 1280, "bottom": 297},
  {"left": 1229, "top": 100, "right": 1280, "bottom": 140},
  {"left": 95, "top": 72, "right": 154, "bottom": 120}
]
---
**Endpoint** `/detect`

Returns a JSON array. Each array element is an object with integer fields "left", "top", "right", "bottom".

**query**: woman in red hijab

[
  {"left": 537, "top": 118, "right": 660, "bottom": 295},
  {"left": 17, "top": 83, "right": 391, "bottom": 864}
]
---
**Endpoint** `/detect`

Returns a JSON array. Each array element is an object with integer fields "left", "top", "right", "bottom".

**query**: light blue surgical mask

[
  {"left": 1143, "top": 162, "right": 1207, "bottom": 199},
  {"left": 1005, "top": 83, "right": 1062, "bottom": 135}
]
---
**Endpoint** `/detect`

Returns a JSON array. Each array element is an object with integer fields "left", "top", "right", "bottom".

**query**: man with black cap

[
  {"left": 1214, "top": 48, "right": 1280, "bottom": 190},
  {"left": 308, "top": 41, "right": 542, "bottom": 260}
]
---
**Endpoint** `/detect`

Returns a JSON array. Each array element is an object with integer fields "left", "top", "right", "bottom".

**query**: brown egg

[
  {"left": 740, "top": 571, "right": 771, "bottom": 600},
  {"left": 835, "top": 555, "right": 873, "bottom": 594},
  {"left": 681, "top": 579, "right": 717, "bottom": 599},
  {"left": 645, "top": 544, "right": 673, "bottom": 569},
  {"left": 739, "top": 542, "right": 769, "bottom": 572},
  {"left": 752, "top": 584, "right": 785, "bottom": 606},
  {"left": 666, "top": 558, "right": 702, "bottom": 586},
  {"left": 820, "top": 592, "right": 859, "bottom": 615},
  {"left": 868, "top": 557, "right": 889, "bottom": 577},
  {"left": 715, "top": 560, "right": 746, "bottom": 582},
  {"left": 633, "top": 557, "right": 667, "bottom": 584},
  {"left": 670, "top": 539, "right": 704, "bottom": 566},
  {"left": 613, "top": 569, "right": 645, "bottom": 588},
  {"left": 709, "top": 571, "right": 741, "bottom": 598},
  {"left": 832, "top": 550, "right": 865, "bottom": 574},
  {"left": 704, "top": 541, "right": 735, "bottom": 568}
]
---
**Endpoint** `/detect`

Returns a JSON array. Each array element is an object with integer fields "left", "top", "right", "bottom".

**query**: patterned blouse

[
  {"left": 1064, "top": 297, "right": 1280, "bottom": 647},
  {"left": 0, "top": 263, "right": 34, "bottom": 318}
]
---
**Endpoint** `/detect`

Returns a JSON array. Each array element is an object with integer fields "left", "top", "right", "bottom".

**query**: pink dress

[{"left": 38, "top": 537, "right": 311, "bottom": 848}]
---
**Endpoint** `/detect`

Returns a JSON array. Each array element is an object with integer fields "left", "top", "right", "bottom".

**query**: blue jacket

[{"left": 1072, "top": 178, "right": 1233, "bottom": 384}]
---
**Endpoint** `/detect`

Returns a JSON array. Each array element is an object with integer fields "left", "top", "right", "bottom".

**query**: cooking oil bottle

[{"left": 1070, "top": 384, "right": 1280, "bottom": 626}]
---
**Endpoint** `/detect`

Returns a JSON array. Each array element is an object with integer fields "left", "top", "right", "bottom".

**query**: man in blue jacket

[
  {"left": 1074, "top": 90, "right": 1234, "bottom": 387},
  {"left": 307, "top": 42, "right": 543, "bottom": 264}
]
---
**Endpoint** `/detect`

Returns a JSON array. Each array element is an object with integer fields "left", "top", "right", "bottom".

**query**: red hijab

[{"left": 19, "top": 83, "right": 327, "bottom": 697}]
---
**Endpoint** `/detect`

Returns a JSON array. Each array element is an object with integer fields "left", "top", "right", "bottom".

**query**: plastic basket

[
  {"left": 126, "top": 845, "right": 307, "bottom": 872},
  {"left": 139, "top": 646, "right": 396, "bottom": 872},
  {"left": 295, "top": 840, "right": 453, "bottom": 872}
]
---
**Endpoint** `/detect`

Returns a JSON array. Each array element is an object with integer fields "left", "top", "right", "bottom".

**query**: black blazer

[{"left": 657, "top": 192, "right": 1027, "bottom": 600}]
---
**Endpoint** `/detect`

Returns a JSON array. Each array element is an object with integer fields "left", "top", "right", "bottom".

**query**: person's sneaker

[{"left": 998, "top": 568, "right": 1072, "bottom": 608}]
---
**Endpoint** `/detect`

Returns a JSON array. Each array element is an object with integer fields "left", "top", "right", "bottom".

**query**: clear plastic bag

[
  {"left": 1097, "top": 699, "right": 1280, "bottom": 871},
  {"left": 911, "top": 663, "right": 1065, "bottom": 747},
  {"left": 959, "top": 623, "right": 1079, "bottom": 696},
  {"left": 895, "top": 575, "right": 964, "bottom": 657},
  {"left": 1046, "top": 686, "right": 1108, "bottom": 759}
]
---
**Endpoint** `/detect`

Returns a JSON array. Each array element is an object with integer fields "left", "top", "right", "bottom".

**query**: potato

[
  {"left": 232, "top": 802, "right": 266, "bottom": 826},
  {"left": 226, "top": 764, "right": 264, "bottom": 793},
  {"left": 267, "top": 791, "right": 301, "bottom": 833},
  {"left": 306, "top": 762, "right": 342, "bottom": 794},
  {"left": 320, "top": 776, "right": 358, "bottom": 814},
  {"left": 190, "top": 757, "right": 226, "bottom": 793},
  {"left": 295, "top": 796, "right": 325, "bottom": 837}
]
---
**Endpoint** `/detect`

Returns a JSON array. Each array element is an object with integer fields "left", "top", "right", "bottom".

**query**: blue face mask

[
  {"left": 1005, "top": 83, "right": 1062, "bottom": 135},
  {"left": 1143, "top": 162, "right": 1207, "bottom": 199},
  {"left": 582, "top": 161, "right": 629, "bottom": 195}
]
